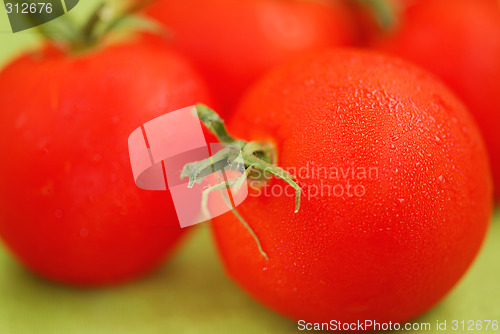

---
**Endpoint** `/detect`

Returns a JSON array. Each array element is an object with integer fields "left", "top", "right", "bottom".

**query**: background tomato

[
  {"left": 0, "top": 39, "right": 212, "bottom": 286},
  {"left": 141, "top": 0, "right": 359, "bottom": 114},
  {"left": 372, "top": 0, "right": 500, "bottom": 201},
  {"left": 211, "top": 50, "right": 492, "bottom": 324}
]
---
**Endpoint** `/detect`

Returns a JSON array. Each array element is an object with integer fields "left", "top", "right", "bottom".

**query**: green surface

[
  {"left": 1, "top": 5, "right": 500, "bottom": 334},
  {"left": 0, "top": 216, "right": 499, "bottom": 334}
]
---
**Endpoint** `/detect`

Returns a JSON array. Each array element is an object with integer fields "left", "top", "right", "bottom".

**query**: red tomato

[
  {"left": 142, "top": 0, "right": 359, "bottom": 114},
  {"left": 372, "top": 0, "right": 500, "bottom": 200},
  {"left": 0, "top": 39, "right": 212, "bottom": 286},
  {"left": 211, "top": 50, "right": 492, "bottom": 325}
]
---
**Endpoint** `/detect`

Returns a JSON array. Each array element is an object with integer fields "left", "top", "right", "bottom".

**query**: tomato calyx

[
  {"left": 181, "top": 104, "right": 302, "bottom": 260},
  {"left": 184, "top": 104, "right": 302, "bottom": 213},
  {"left": 32, "top": 0, "right": 163, "bottom": 53},
  {"left": 352, "top": 0, "right": 400, "bottom": 32}
]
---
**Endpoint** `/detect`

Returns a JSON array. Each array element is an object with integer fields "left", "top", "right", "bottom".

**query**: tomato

[
  {"left": 372, "top": 0, "right": 500, "bottom": 201},
  {"left": 0, "top": 39, "right": 212, "bottom": 286},
  {"left": 142, "top": 0, "right": 359, "bottom": 114},
  {"left": 211, "top": 50, "right": 492, "bottom": 325}
]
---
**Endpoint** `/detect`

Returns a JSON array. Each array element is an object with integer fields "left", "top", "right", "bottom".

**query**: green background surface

[{"left": 0, "top": 4, "right": 499, "bottom": 334}]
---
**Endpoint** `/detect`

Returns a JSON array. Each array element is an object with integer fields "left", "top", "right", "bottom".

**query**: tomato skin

[
  {"left": 142, "top": 0, "right": 358, "bottom": 114},
  {"left": 372, "top": 0, "right": 500, "bottom": 200},
  {"left": 0, "top": 40, "right": 212, "bottom": 286},
  {"left": 211, "top": 50, "right": 492, "bottom": 325}
]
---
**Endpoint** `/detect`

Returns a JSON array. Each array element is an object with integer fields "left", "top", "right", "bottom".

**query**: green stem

[
  {"left": 194, "top": 104, "right": 244, "bottom": 146},
  {"left": 200, "top": 164, "right": 251, "bottom": 219},
  {"left": 355, "top": 0, "right": 397, "bottom": 31},
  {"left": 190, "top": 159, "right": 269, "bottom": 260},
  {"left": 96, "top": 0, "right": 158, "bottom": 42},
  {"left": 241, "top": 152, "right": 301, "bottom": 213},
  {"left": 221, "top": 190, "right": 269, "bottom": 261},
  {"left": 181, "top": 145, "right": 243, "bottom": 187},
  {"left": 31, "top": 0, "right": 159, "bottom": 51},
  {"left": 189, "top": 104, "right": 301, "bottom": 213},
  {"left": 24, "top": 8, "right": 79, "bottom": 43},
  {"left": 81, "top": 2, "right": 106, "bottom": 46},
  {"left": 182, "top": 104, "right": 303, "bottom": 260}
]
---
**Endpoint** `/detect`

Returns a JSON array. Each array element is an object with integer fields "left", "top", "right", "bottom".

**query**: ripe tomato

[
  {"left": 211, "top": 50, "right": 492, "bottom": 325},
  {"left": 372, "top": 0, "right": 500, "bottom": 200},
  {"left": 141, "top": 0, "right": 359, "bottom": 114},
  {"left": 0, "top": 39, "right": 212, "bottom": 286}
]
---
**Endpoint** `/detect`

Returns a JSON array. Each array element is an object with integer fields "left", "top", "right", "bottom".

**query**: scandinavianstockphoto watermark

[
  {"left": 128, "top": 106, "right": 380, "bottom": 227},
  {"left": 248, "top": 162, "right": 380, "bottom": 201}
]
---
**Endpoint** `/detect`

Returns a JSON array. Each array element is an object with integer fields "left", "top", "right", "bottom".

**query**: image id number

[
  {"left": 451, "top": 320, "right": 499, "bottom": 331},
  {"left": 5, "top": 2, "right": 53, "bottom": 14}
]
